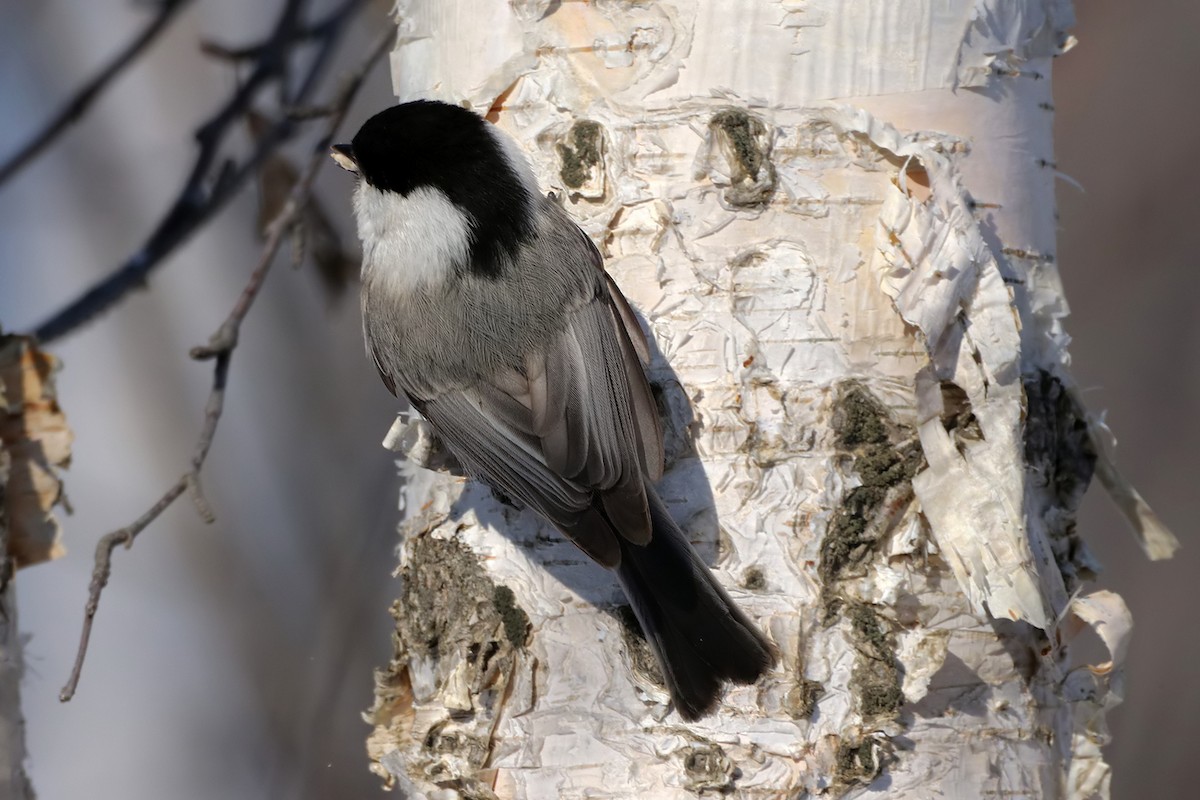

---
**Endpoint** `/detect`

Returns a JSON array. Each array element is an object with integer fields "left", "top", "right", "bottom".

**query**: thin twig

[
  {"left": 59, "top": 28, "right": 392, "bottom": 703},
  {"left": 31, "top": 0, "right": 370, "bottom": 345},
  {"left": 0, "top": 0, "right": 195, "bottom": 188}
]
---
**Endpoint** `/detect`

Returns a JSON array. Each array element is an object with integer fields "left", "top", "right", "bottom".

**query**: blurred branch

[
  {"left": 31, "top": 0, "right": 370, "bottom": 345},
  {"left": 0, "top": 0, "right": 195, "bottom": 188},
  {"left": 199, "top": 10, "right": 345, "bottom": 62},
  {"left": 59, "top": 28, "right": 392, "bottom": 703}
]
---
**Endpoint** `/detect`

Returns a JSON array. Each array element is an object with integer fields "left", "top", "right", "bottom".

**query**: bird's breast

[{"left": 355, "top": 183, "right": 472, "bottom": 294}]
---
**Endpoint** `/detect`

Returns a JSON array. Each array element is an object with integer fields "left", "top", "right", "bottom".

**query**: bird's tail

[{"left": 615, "top": 482, "right": 776, "bottom": 720}]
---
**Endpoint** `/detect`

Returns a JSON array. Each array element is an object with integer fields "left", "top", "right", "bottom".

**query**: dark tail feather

[{"left": 615, "top": 483, "right": 776, "bottom": 720}]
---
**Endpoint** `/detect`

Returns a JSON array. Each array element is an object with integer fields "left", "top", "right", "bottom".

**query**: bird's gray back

[{"left": 363, "top": 197, "right": 603, "bottom": 398}]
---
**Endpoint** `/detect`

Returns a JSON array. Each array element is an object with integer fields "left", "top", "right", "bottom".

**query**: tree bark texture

[
  {"left": 0, "top": 335, "right": 68, "bottom": 800},
  {"left": 365, "top": 1, "right": 1151, "bottom": 797},
  {"left": 0, "top": 581, "right": 34, "bottom": 800}
]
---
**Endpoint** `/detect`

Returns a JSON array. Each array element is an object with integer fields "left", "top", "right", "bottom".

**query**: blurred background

[
  {"left": 1056, "top": 1, "right": 1200, "bottom": 794},
  {"left": 1, "top": 2, "right": 401, "bottom": 798},
  {"left": 0, "top": 1, "right": 1193, "bottom": 798}
]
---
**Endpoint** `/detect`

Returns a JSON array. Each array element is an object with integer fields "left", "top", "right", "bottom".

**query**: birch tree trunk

[{"left": 366, "top": 1, "right": 1172, "bottom": 797}]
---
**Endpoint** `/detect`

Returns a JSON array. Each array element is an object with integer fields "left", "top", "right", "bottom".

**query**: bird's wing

[
  {"left": 553, "top": 203, "right": 663, "bottom": 481},
  {"left": 408, "top": 278, "right": 662, "bottom": 569}
]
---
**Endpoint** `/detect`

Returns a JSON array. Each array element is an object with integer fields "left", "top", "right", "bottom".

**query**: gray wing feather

[
  {"left": 604, "top": 273, "right": 652, "bottom": 365},
  {"left": 416, "top": 392, "right": 584, "bottom": 516},
  {"left": 551, "top": 301, "right": 654, "bottom": 543},
  {"left": 610, "top": 303, "right": 664, "bottom": 482},
  {"left": 417, "top": 388, "right": 625, "bottom": 567},
  {"left": 412, "top": 288, "right": 659, "bottom": 556}
]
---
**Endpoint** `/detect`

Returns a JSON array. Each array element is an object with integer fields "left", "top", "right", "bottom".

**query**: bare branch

[
  {"left": 199, "top": 9, "right": 347, "bottom": 63},
  {"left": 0, "top": 0, "right": 195, "bottom": 188},
  {"left": 59, "top": 27, "right": 392, "bottom": 703},
  {"left": 31, "top": 0, "right": 370, "bottom": 345}
]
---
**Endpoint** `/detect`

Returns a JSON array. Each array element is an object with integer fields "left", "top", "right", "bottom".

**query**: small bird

[{"left": 333, "top": 100, "right": 775, "bottom": 720}]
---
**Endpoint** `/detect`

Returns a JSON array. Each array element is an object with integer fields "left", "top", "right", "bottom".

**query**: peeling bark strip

[
  {"left": 0, "top": 335, "right": 64, "bottom": 798},
  {"left": 0, "top": 335, "right": 71, "bottom": 568},
  {"left": 372, "top": 0, "right": 1161, "bottom": 796}
]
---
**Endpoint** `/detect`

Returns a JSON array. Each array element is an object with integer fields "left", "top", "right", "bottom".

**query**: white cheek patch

[{"left": 354, "top": 184, "right": 473, "bottom": 292}]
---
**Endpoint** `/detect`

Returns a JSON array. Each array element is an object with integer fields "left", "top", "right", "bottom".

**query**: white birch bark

[{"left": 365, "top": 1, "right": 1171, "bottom": 797}]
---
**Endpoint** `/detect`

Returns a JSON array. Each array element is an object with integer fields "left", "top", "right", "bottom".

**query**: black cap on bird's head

[
  {"left": 332, "top": 101, "right": 495, "bottom": 194},
  {"left": 332, "top": 99, "right": 536, "bottom": 277}
]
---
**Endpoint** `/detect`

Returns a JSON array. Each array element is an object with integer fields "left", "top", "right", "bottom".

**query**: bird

[{"left": 332, "top": 99, "right": 775, "bottom": 720}]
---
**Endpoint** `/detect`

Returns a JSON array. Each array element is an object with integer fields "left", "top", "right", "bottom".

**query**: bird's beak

[{"left": 330, "top": 143, "right": 359, "bottom": 174}]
